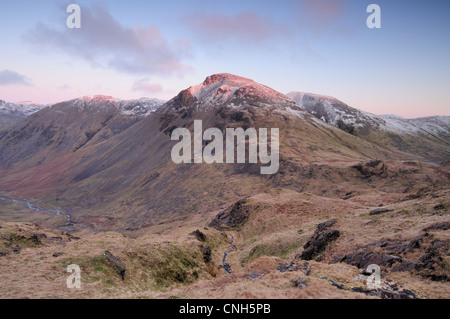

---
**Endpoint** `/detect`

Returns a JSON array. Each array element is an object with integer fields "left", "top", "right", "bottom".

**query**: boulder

[{"left": 299, "top": 219, "right": 340, "bottom": 260}]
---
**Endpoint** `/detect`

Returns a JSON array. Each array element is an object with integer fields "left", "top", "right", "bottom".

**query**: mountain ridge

[{"left": 287, "top": 91, "right": 450, "bottom": 164}]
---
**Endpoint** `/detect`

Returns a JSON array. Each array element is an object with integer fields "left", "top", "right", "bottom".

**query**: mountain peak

[
  {"left": 175, "top": 73, "right": 291, "bottom": 110},
  {"left": 202, "top": 73, "right": 254, "bottom": 86}
]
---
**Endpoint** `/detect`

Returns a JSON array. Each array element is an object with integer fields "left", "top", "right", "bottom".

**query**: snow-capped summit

[
  {"left": 166, "top": 73, "right": 301, "bottom": 118},
  {"left": 186, "top": 73, "right": 291, "bottom": 105}
]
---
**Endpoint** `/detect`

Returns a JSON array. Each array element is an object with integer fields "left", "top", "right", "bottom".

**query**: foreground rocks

[{"left": 340, "top": 232, "right": 449, "bottom": 282}]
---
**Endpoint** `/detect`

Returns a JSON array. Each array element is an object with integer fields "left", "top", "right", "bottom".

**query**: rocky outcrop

[
  {"left": 190, "top": 229, "right": 206, "bottom": 242},
  {"left": 352, "top": 160, "right": 387, "bottom": 178},
  {"left": 209, "top": 199, "right": 253, "bottom": 230},
  {"left": 298, "top": 219, "right": 340, "bottom": 260},
  {"left": 200, "top": 245, "right": 212, "bottom": 263}
]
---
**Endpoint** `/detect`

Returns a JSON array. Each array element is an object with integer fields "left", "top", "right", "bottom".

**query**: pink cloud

[
  {"left": 183, "top": 11, "right": 288, "bottom": 44},
  {"left": 302, "top": 0, "right": 345, "bottom": 22},
  {"left": 297, "top": 0, "right": 349, "bottom": 33},
  {"left": 132, "top": 79, "right": 163, "bottom": 94}
]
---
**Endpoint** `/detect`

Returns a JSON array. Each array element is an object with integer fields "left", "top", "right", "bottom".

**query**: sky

[{"left": 0, "top": 0, "right": 449, "bottom": 118}]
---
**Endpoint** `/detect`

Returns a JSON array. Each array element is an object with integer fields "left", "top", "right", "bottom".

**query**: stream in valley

[
  {"left": 222, "top": 235, "right": 237, "bottom": 274},
  {"left": 0, "top": 195, "right": 97, "bottom": 233}
]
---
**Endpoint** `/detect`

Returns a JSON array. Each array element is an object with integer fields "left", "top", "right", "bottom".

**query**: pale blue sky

[{"left": 0, "top": 0, "right": 449, "bottom": 118}]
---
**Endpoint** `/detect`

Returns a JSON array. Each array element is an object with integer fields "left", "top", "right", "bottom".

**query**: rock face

[
  {"left": 209, "top": 199, "right": 253, "bottom": 230},
  {"left": 103, "top": 251, "right": 126, "bottom": 280},
  {"left": 190, "top": 229, "right": 206, "bottom": 242},
  {"left": 298, "top": 219, "right": 340, "bottom": 260}
]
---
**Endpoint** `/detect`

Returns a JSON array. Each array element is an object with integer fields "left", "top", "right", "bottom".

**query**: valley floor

[{"left": 0, "top": 160, "right": 449, "bottom": 299}]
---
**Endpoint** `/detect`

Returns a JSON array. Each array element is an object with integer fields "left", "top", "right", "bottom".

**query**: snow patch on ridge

[{"left": 287, "top": 91, "right": 450, "bottom": 137}]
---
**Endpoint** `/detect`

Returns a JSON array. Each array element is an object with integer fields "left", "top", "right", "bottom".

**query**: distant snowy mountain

[
  {"left": 287, "top": 91, "right": 450, "bottom": 163},
  {"left": 0, "top": 100, "right": 48, "bottom": 130},
  {"left": 0, "top": 100, "right": 47, "bottom": 116}
]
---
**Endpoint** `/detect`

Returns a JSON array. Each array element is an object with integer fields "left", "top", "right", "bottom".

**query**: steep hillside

[{"left": 0, "top": 96, "right": 165, "bottom": 170}]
